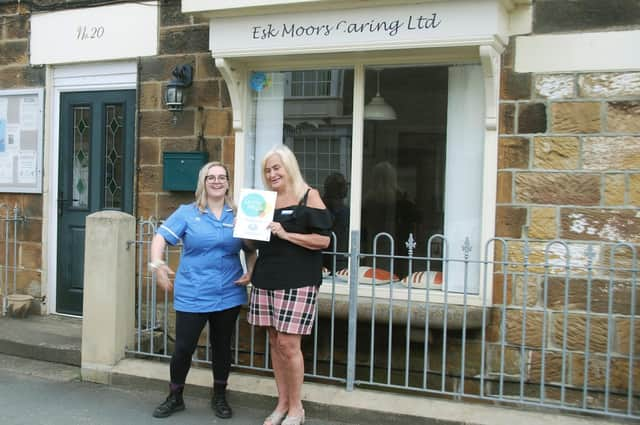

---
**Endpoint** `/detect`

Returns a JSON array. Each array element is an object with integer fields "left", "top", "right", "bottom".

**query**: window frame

[
  {"left": 285, "top": 69, "right": 343, "bottom": 98},
  {"left": 221, "top": 47, "right": 500, "bottom": 306}
]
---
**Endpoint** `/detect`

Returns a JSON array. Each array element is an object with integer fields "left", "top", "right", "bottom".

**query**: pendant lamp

[{"left": 364, "top": 69, "right": 397, "bottom": 120}]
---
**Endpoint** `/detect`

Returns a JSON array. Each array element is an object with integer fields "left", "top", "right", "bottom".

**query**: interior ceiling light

[{"left": 364, "top": 69, "right": 397, "bottom": 121}]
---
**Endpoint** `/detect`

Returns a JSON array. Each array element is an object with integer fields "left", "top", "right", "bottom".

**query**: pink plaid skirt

[{"left": 247, "top": 285, "right": 318, "bottom": 335}]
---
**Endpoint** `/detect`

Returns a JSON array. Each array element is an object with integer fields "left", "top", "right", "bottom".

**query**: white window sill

[{"left": 317, "top": 279, "right": 486, "bottom": 331}]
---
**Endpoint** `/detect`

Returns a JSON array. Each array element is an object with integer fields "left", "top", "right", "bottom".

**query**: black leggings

[{"left": 170, "top": 306, "right": 241, "bottom": 385}]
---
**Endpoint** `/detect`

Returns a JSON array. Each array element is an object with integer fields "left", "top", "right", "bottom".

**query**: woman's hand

[
  {"left": 269, "top": 221, "right": 288, "bottom": 240},
  {"left": 155, "top": 264, "right": 176, "bottom": 291},
  {"left": 234, "top": 272, "right": 252, "bottom": 286},
  {"left": 150, "top": 234, "right": 175, "bottom": 291},
  {"left": 237, "top": 246, "right": 257, "bottom": 287}
]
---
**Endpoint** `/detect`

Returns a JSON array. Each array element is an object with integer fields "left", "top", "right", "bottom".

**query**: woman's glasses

[{"left": 205, "top": 175, "right": 228, "bottom": 183}]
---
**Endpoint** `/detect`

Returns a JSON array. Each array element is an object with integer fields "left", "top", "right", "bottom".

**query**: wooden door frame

[{"left": 44, "top": 62, "right": 137, "bottom": 316}]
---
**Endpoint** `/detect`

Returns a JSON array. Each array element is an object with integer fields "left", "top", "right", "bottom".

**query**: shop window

[{"left": 246, "top": 64, "right": 485, "bottom": 297}]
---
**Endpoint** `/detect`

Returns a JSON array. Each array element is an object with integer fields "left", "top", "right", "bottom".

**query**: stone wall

[
  {"left": 136, "top": 0, "right": 232, "bottom": 219},
  {"left": 0, "top": 3, "right": 45, "bottom": 305},
  {"left": 484, "top": 3, "right": 640, "bottom": 409},
  {"left": 532, "top": 0, "right": 640, "bottom": 34}
]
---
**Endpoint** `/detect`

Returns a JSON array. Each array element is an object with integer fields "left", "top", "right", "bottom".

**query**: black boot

[
  {"left": 212, "top": 383, "right": 232, "bottom": 419},
  {"left": 153, "top": 385, "right": 185, "bottom": 418}
]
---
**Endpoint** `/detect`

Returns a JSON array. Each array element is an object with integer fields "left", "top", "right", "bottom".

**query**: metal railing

[
  {"left": 128, "top": 217, "right": 639, "bottom": 420},
  {"left": 0, "top": 205, "right": 25, "bottom": 316}
]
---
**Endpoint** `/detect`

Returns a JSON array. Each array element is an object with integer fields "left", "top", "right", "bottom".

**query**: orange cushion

[
  {"left": 400, "top": 271, "right": 443, "bottom": 289},
  {"left": 335, "top": 266, "right": 399, "bottom": 285}
]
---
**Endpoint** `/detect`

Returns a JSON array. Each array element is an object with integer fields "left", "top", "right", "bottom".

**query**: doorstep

[{"left": 0, "top": 314, "right": 82, "bottom": 366}]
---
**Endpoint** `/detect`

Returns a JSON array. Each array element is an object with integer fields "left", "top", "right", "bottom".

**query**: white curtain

[
  {"left": 444, "top": 64, "right": 485, "bottom": 294},
  {"left": 251, "top": 72, "right": 286, "bottom": 189}
]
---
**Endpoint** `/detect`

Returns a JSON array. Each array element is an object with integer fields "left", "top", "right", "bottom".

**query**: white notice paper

[
  {"left": 233, "top": 188, "right": 277, "bottom": 241},
  {"left": 0, "top": 153, "right": 13, "bottom": 184},
  {"left": 0, "top": 98, "right": 7, "bottom": 120},
  {"left": 20, "top": 97, "right": 38, "bottom": 130},
  {"left": 18, "top": 150, "right": 36, "bottom": 184},
  {"left": 6, "top": 125, "right": 20, "bottom": 153}
]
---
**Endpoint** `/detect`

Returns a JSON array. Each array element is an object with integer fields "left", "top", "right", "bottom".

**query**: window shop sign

[
  {"left": 209, "top": 0, "right": 507, "bottom": 57},
  {"left": 30, "top": 1, "right": 158, "bottom": 65}
]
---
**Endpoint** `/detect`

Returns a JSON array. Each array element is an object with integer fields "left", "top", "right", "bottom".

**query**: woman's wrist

[{"left": 148, "top": 259, "right": 166, "bottom": 272}]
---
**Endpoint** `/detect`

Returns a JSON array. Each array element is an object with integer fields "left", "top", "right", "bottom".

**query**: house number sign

[
  {"left": 30, "top": 1, "right": 158, "bottom": 65},
  {"left": 76, "top": 25, "right": 105, "bottom": 41}
]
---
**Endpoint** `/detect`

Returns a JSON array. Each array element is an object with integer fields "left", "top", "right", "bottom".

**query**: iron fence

[
  {"left": 0, "top": 205, "right": 25, "bottom": 316},
  {"left": 128, "top": 217, "right": 639, "bottom": 420}
]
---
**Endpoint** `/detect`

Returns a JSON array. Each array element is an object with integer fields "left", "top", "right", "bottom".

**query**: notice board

[{"left": 0, "top": 89, "right": 44, "bottom": 193}]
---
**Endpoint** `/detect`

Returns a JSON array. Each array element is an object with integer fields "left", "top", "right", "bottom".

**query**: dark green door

[{"left": 57, "top": 90, "right": 136, "bottom": 315}]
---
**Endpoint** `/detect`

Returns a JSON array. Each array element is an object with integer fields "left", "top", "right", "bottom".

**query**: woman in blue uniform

[
  {"left": 247, "top": 145, "right": 332, "bottom": 425},
  {"left": 148, "top": 161, "right": 256, "bottom": 420}
]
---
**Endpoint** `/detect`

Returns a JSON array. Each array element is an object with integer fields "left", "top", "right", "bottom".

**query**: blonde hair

[
  {"left": 194, "top": 161, "right": 235, "bottom": 212},
  {"left": 366, "top": 161, "right": 397, "bottom": 204},
  {"left": 261, "top": 145, "right": 307, "bottom": 200}
]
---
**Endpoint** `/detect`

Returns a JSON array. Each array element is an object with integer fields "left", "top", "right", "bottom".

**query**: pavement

[
  {"left": 0, "top": 314, "right": 633, "bottom": 425},
  {"left": 0, "top": 353, "right": 354, "bottom": 425}
]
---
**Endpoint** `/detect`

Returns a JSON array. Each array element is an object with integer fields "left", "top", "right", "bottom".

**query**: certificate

[{"left": 233, "top": 188, "right": 277, "bottom": 241}]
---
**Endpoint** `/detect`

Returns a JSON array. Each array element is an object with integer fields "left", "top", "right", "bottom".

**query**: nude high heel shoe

[
  {"left": 282, "top": 409, "right": 305, "bottom": 425},
  {"left": 264, "top": 409, "right": 287, "bottom": 425}
]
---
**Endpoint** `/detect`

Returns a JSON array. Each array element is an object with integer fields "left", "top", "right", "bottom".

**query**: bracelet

[{"left": 148, "top": 260, "right": 166, "bottom": 271}]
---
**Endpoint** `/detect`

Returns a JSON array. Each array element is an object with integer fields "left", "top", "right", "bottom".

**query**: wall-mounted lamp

[{"left": 165, "top": 64, "right": 193, "bottom": 125}]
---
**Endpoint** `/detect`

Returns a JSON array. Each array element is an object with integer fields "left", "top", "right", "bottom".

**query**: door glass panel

[
  {"left": 72, "top": 106, "right": 90, "bottom": 208},
  {"left": 104, "top": 104, "right": 124, "bottom": 209}
]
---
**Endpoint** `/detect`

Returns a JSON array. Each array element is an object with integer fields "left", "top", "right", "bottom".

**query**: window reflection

[
  {"left": 360, "top": 66, "right": 448, "bottom": 277},
  {"left": 249, "top": 66, "right": 452, "bottom": 277}
]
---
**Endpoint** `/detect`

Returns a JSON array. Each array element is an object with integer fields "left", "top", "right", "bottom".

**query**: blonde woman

[
  {"left": 149, "top": 161, "right": 256, "bottom": 420},
  {"left": 247, "top": 145, "right": 332, "bottom": 425}
]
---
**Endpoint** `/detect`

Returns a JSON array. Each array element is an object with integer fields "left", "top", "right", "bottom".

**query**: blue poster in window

[{"left": 0, "top": 120, "right": 6, "bottom": 153}]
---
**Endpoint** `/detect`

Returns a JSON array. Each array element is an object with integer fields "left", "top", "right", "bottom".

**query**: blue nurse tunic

[{"left": 157, "top": 203, "right": 247, "bottom": 313}]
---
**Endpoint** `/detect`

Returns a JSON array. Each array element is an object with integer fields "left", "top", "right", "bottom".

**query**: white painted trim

[
  {"left": 45, "top": 61, "right": 137, "bottom": 315},
  {"left": 212, "top": 36, "right": 505, "bottom": 59},
  {"left": 185, "top": 0, "right": 321, "bottom": 11},
  {"left": 508, "top": 2, "right": 532, "bottom": 35},
  {"left": 515, "top": 30, "right": 640, "bottom": 73},
  {"left": 349, "top": 64, "right": 365, "bottom": 235},
  {"left": 216, "top": 59, "right": 248, "bottom": 132},
  {"left": 52, "top": 62, "right": 138, "bottom": 90},
  {"left": 479, "top": 45, "right": 501, "bottom": 304},
  {"left": 185, "top": 0, "right": 531, "bottom": 17},
  {"left": 217, "top": 58, "right": 251, "bottom": 203},
  {"left": 317, "top": 282, "right": 486, "bottom": 306},
  {"left": 42, "top": 66, "right": 54, "bottom": 314},
  {"left": 238, "top": 46, "right": 481, "bottom": 72}
]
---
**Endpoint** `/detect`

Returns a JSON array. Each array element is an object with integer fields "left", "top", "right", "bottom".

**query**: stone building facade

[
  {"left": 0, "top": 1, "right": 44, "bottom": 301},
  {"left": 0, "top": 0, "right": 637, "bottom": 417},
  {"left": 136, "top": 0, "right": 233, "bottom": 220}
]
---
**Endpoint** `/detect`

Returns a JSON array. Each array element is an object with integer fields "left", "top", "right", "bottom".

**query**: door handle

[
  {"left": 58, "top": 198, "right": 80, "bottom": 205},
  {"left": 57, "top": 197, "right": 80, "bottom": 215}
]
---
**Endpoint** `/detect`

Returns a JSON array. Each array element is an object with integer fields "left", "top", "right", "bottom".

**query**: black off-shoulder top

[{"left": 251, "top": 189, "right": 333, "bottom": 290}]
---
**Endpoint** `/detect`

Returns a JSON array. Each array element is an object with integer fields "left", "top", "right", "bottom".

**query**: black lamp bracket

[{"left": 170, "top": 64, "right": 193, "bottom": 88}]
